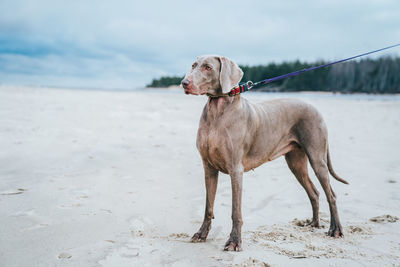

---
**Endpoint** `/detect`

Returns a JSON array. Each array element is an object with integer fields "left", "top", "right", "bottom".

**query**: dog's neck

[{"left": 207, "top": 95, "right": 240, "bottom": 118}]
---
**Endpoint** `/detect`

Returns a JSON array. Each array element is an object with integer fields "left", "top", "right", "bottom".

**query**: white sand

[{"left": 0, "top": 85, "right": 399, "bottom": 266}]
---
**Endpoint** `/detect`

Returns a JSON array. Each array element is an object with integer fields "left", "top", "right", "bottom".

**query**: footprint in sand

[
  {"left": 168, "top": 233, "right": 190, "bottom": 239},
  {"left": 58, "top": 252, "right": 72, "bottom": 259},
  {"left": 347, "top": 225, "right": 373, "bottom": 235},
  {"left": 129, "top": 216, "right": 155, "bottom": 238},
  {"left": 58, "top": 203, "right": 82, "bottom": 209},
  {"left": 1, "top": 188, "right": 27, "bottom": 195},
  {"left": 233, "top": 257, "right": 271, "bottom": 267},
  {"left": 369, "top": 214, "right": 399, "bottom": 223},
  {"left": 249, "top": 217, "right": 381, "bottom": 260}
]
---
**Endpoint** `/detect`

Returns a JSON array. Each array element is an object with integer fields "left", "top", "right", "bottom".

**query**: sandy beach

[{"left": 0, "top": 85, "right": 399, "bottom": 266}]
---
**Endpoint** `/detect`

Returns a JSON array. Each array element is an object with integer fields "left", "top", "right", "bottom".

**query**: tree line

[{"left": 147, "top": 57, "right": 400, "bottom": 93}]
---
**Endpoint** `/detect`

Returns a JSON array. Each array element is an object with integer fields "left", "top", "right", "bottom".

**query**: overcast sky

[{"left": 0, "top": 0, "right": 399, "bottom": 89}]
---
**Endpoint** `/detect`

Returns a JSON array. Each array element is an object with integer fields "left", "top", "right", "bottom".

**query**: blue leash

[{"left": 229, "top": 43, "right": 400, "bottom": 96}]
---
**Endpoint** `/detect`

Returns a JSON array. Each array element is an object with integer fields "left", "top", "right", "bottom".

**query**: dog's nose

[{"left": 181, "top": 79, "right": 191, "bottom": 89}]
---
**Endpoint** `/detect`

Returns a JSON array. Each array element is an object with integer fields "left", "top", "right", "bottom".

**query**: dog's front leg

[
  {"left": 224, "top": 167, "right": 243, "bottom": 251},
  {"left": 191, "top": 161, "right": 219, "bottom": 242}
]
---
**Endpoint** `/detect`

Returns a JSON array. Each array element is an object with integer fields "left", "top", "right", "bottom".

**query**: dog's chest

[{"left": 197, "top": 126, "right": 230, "bottom": 171}]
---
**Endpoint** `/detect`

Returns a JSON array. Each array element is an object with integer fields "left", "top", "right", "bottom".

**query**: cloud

[{"left": 0, "top": 0, "right": 399, "bottom": 88}]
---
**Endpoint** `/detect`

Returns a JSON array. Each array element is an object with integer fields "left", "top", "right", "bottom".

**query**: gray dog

[{"left": 181, "top": 55, "right": 348, "bottom": 251}]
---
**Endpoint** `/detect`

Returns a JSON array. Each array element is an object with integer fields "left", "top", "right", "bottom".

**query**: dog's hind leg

[
  {"left": 295, "top": 116, "right": 344, "bottom": 237},
  {"left": 307, "top": 150, "right": 344, "bottom": 237},
  {"left": 285, "top": 146, "right": 320, "bottom": 227}
]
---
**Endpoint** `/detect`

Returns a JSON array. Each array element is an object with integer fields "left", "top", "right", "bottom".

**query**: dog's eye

[
  {"left": 192, "top": 63, "right": 197, "bottom": 69},
  {"left": 205, "top": 65, "right": 212, "bottom": 71}
]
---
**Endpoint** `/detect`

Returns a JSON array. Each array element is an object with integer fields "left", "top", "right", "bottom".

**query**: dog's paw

[
  {"left": 191, "top": 221, "right": 211, "bottom": 243},
  {"left": 328, "top": 225, "right": 343, "bottom": 238},
  {"left": 191, "top": 232, "right": 207, "bottom": 243},
  {"left": 224, "top": 239, "right": 242, "bottom": 251},
  {"left": 307, "top": 219, "right": 320, "bottom": 228}
]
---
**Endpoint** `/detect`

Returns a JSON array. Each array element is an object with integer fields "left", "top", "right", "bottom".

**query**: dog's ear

[{"left": 218, "top": 56, "right": 243, "bottom": 94}]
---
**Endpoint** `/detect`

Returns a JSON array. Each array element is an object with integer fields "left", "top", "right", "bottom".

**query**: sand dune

[{"left": 0, "top": 86, "right": 399, "bottom": 266}]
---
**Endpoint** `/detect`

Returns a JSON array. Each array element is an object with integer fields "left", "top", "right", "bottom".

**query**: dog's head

[{"left": 181, "top": 55, "right": 243, "bottom": 96}]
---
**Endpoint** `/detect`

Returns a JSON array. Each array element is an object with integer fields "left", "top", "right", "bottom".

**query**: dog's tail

[{"left": 327, "top": 147, "right": 349, "bottom": 184}]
